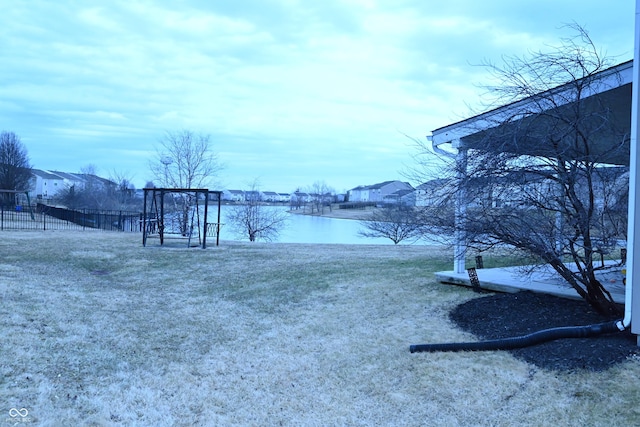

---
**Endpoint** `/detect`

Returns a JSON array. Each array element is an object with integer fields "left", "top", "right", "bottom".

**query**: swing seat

[
  {"left": 206, "top": 222, "right": 223, "bottom": 237},
  {"left": 141, "top": 218, "right": 159, "bottom": 235},
  {"left": 142, "top": 188, "right": 222, "bottom": 248}
]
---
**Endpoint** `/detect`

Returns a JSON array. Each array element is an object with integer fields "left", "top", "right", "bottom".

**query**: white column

[
  {"left": 628, "top": 0, "right": 640, "bottom": 340},
  {"left": 454, "top": 142, "right": 467, "bottom": 274},
  {"left": 555, "top": 180, "right": 563, "bottom": 254}
]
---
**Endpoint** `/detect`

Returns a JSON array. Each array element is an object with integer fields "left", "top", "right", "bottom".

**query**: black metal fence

[
  {"left": 0, "top": 204, "right": 142, "bottom": 232},
  {"left": 338, "top": 202, "right": 376, "bottom": 210}
]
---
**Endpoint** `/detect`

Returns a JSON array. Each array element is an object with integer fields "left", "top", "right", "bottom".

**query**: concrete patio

[{"left": 435, "top": 262, "right": 626, "bottom": 304}]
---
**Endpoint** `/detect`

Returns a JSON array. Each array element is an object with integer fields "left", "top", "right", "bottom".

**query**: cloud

[{"left": 0, "top": 0, "right": 634, "bottom": 191}]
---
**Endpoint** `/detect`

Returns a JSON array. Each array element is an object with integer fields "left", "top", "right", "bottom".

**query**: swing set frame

[{"left": 141, "top": 188, "right": 222, "bottom": 249}]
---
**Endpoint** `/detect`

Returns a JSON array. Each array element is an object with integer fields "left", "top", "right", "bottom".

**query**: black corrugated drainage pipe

[{"left": 409, "top": 320, "right": 626, "bottom": 353}]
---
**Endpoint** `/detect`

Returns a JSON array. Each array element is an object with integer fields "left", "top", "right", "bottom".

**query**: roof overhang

[{"left": 430, "top": 60, "right": 634, "bottom": 166}]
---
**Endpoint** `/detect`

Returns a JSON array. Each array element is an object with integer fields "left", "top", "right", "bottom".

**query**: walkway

[{"left": 435, "top": 262, "right": 626, "bottom": 304}]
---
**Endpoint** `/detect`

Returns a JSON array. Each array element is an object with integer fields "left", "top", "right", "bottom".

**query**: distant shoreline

[
  {"left": 287, "top": 205, "right": 375, "bottom": 221},
  {"left": 218, "top": 201, "right": 376, "bottom": 220}
]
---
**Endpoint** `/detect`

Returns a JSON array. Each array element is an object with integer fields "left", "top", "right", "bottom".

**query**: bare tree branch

[
  {"left": 148, "top": 130, "right": 223, "bottom": 234},
  {"left": 359, "top": 206, "right": 425, "bottom": 244},
  {"left": 414, "top": 24, "right": 627, "bottom": 315},
  {"left": 227, "top": 181, "right": 289, "bottom": 242},
  {"left": 0, "top": 131, "right": 32, "bottom": 206}
]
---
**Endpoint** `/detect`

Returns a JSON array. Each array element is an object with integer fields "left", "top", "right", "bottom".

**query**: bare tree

[
  {"left": 0, "top": 131, "right": 32, "bottom": 207},
  {"left": 227, "top": 181, "right": 288, "bottom": 242},
  {"left": 359, "top": 206, "right": 425, "bottom": 244},
  {"left": 414, "top": 24, "right": 628, "bottom": 315},
  {"left": 308, "top": 181, "right": 334, "bottom": 214},
  {"left": 54, "top": 164, "right": 120, "bottom": 211},
  {"left": 149, "top": 130, "right": 223, "bottom": 234},
  {"left": 289, "top": 188, "right": 304, "bottom": 210},
  {"left": 55, "top": 184, "right": 82, "bottom": 210},
  {"left": 109, "top": 170, "right": 138, "bottom": 210},
  {"left": 79, "top": 164, "right": 108, "bottom": 210}
]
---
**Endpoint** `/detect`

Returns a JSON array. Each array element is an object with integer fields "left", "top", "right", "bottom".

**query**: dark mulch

[{"left": 449, "top": 291, "right": 639, "bottom": 371}]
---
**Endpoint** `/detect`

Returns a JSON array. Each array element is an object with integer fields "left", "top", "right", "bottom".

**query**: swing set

[{"left": 141, "top": 188, "right": 222, "bottom": 248}]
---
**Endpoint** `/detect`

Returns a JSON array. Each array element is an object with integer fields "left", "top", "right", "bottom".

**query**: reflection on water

[
  {"left": 217, "top": 205, "right": 396, "bottom": 245},
  {"left": 279, "top": 210, "right": 393, "bottom": 245}
]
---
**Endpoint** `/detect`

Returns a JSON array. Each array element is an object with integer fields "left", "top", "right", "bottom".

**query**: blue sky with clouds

[{"left": 1, "top": 1, "right": 635, "bottom": 192}]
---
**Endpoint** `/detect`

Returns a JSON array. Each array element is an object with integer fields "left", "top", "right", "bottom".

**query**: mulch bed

[{"left": 449, "top": 291, "right": 639, "bottom": 371}]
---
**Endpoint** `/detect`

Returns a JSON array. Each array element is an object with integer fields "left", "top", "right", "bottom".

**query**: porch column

[
  {"left": 629, "top": 0, "right": 640, "bottom": 342},
  {"left": 454, "top": 140, "right": 467, "bottom": 274},
  {"left": 554, "top": 179, "right": 563, "bottom": 253}
]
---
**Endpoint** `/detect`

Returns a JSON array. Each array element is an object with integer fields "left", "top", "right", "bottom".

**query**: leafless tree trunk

[
  {"left": 109, "top": 170, "right": 138, "bottom": 210},
  {"left": 0, "top": 131, "right": 32, "bottom": 207},
  {"left": 227, "top": 181, "right": 288, "bottom": 242},
  {"left": 79, "top": 164, "right": 108, "bottom": 210},
  {"left": 149, "top": 130, "right": 223, "bottom": 235},
  {"left": 358, "top": 206, "right": 425, "bottom": 244},
  {"left": 53, "top": 164, "right": 100, "bottom": 210},
  {"left": 413, "top": 24, "right": 628, "bottom": 315},
  {"left": 309, "top": 181, "right": 334, "bottom": 214}
]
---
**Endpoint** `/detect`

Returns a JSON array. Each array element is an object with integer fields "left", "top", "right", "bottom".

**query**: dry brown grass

[{"left": 1, "top": 231, "right": 640, "bottom": 426}]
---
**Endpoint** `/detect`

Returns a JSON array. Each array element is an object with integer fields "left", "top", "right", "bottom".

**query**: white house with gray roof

[
  {"left": 30, "top": 169, "right": 65, "bottom": 199},
  {"left": 28, "top": 170, "right": 117, "bottom": 201},
  {"left": 222, "top": 190, "right": 245, "bottom": 202},
  {"left": 348, "top": 180, "right": 414, "bottom": 203}
]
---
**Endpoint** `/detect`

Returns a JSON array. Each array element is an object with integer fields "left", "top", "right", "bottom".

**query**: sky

[{"left": 0, "top": 1, "right": 636, "bottom": 193}]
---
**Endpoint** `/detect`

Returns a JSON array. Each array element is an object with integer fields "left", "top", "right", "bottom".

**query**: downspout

[{"left": 428, "top": 134, "right": 456, "bottom": 159}]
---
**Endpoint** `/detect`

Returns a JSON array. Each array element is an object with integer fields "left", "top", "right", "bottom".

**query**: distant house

[
  {"left": 383, "top": 189, "right": 416, "bottom": 206},
  {"left": 27, "top": 169, "right": 118, "bottom": 202},
  {"left": 29, "top": 170, "right": 108, "bottom": 200},
  {"left": 348, "top": 181, "right": 414, "bottom": 203},
  {"left": 415, "top": 175, "right": 541, "bottom": 209},
  {"left": 348, "top": 185, "right": 370, "bottom": 202},
  {"left": 290, "top": 191, "right": 312, "bottom": 207},
  {"left": 278, "top": 193, "right": 291, "bottom": 203},
  {"left": 30, "top": 169, "right": 66, "bottom": 200},
  {"left": 487, "top": 168, "right": 628, "bottom": 211},
  {"left": 221, "top": 190, "right": 290, "bottom": 203},
  {"left": 48, "top": 171, "right": 87, "bottom": 188},
  {"left": 320, "top": 192, "right": 335, "bottom": 204},
  {"left": 414, "top": 168, "right": 629, "bottom": 212},
  {"left": 84, "top": 173, "right": 116, "bottom": 191},
  {"left": 222, "top": 190, "right": 245, "bottom": 202},
  {"left": 415, "top": 179, "right": 452, "bottom": 207},
  {"left": 244, "top": 190, "right": 263, "bottom": 202},
  {"left": 262, "top": 191, "right": 280, "bottom": 202}
]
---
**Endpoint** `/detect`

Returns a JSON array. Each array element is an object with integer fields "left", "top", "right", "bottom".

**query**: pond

[{"left": 216, "top": 205, "right": 413, "bottom": 245}]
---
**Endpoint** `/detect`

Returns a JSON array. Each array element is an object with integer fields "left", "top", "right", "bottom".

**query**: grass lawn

[{"left": 1, "top": 231, "right": 640, "bottom": 426}]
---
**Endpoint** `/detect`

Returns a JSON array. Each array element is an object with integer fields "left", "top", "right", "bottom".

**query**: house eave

[{"left": 429, "top": 59, "right": 634, "bottom": 165}]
